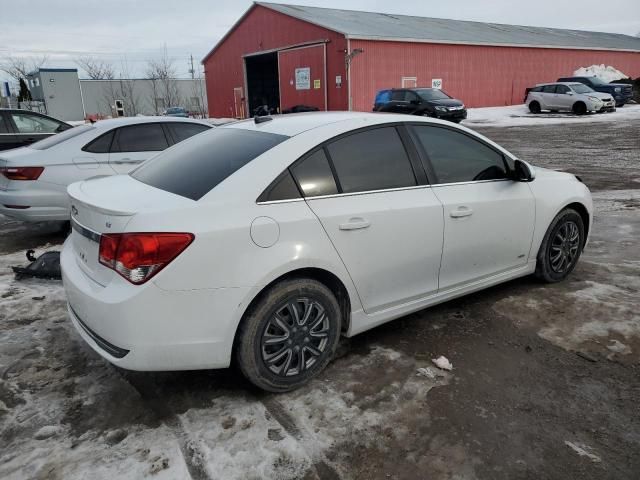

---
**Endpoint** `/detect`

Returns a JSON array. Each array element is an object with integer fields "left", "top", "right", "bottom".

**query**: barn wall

[
  {"left": 203, "top": 5, "right": 348, "bottom": 118},
  {"left": 348, "top": 39, "right": 640, "bottom": 110}
]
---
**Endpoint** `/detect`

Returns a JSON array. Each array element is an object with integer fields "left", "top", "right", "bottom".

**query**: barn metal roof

[{"left": 258, "top": 2, "right": 640, "bottom": 52}]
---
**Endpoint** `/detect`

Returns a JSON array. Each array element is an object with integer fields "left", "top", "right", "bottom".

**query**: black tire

[
  {"left": 235, "top": 278, "right": 342, "bottom": 392},
  {"left": 529, "top": 101, "right": 541, "bottom": 114},
  {"left": 535, "top": 208, "right": 585, "bottom": 283},
  {"left": 572, "top": 102, "right": 587, "bottom": 115}
]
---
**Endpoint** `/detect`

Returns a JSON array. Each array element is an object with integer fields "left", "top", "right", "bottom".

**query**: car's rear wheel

[
  {"left": 572, "top": 102, "right": 587, "bottom": 115},
  {"left": 235, "top": 278, "right": 342, "bottom": 392},
  {"left": 535, "top": 208, "right": 584, "bottom": 283},
  {"left": 529, "top": 101, "right": 541, "bottom": 114}
]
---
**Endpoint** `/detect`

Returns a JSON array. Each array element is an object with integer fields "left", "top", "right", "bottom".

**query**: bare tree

[
  {"left": 119, "top": 58, "right": 141, "bottom": 116},
  {"left": 146, "top": 45, "right": 181, "bottom": 111},
  {"left": 75, "top": 57, "right": 115, "bottom": 80},
  {"left": 0, "top": 55, "right": 48, "bottom": 81},
  {"left": 190, "top": 70, "right": 208, "bottom": 118}
]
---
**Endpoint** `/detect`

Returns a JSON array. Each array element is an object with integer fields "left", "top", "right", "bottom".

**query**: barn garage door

[{"left": 278, "top": 44, "right": 326, "bottom": 112}]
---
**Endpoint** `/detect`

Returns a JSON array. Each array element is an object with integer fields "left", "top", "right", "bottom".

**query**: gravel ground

[{"left": 0, "top": 117, "right": 639, "bottom": 479}]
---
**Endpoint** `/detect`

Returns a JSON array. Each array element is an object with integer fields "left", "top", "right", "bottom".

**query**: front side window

[
  {"left": 291, "top": 149, "right": 338, "bottom": 198},
  {"left": 416, "top": 89, "right": 451, "bottom": 101},
  {"left": 411, "top": 126, "right": 508, "bottom": 184},
  {"left": 11, "top": 113, "right": 63, "bottom": 134},
  {"left": 113, "top": 124, "right": 169, "bottom": 152},
  {"left": 132, "top": 128, "right": 288, "bottom": 201},
  {"left": 326, "top": 127, "right": 416, "bottom": 194}
]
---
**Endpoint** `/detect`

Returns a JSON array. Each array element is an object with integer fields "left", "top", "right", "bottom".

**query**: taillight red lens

[
  {"left": 99, "top": 233, "right": 194, "bottom": 284},
  {"left": 0, "top": 166, "right": 44, "bottom": 180}
]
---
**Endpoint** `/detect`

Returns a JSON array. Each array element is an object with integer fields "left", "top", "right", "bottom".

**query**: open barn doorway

[{"left": 244, "top": 52, "right": 280, "bottom": 116}]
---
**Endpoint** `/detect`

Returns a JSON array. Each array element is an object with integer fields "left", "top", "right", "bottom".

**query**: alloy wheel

[
  {"left": 549, "top": 221, "right": 580, "bottom": 273},
  {"left": 261, "top": 298, "right": 331, "bottom": 377}
]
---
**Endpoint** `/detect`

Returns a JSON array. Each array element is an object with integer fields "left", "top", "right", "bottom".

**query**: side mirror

[
  {"left": 567, "top": 91, "right": 574, "bottom": 95},
  {"left": 513, "top": 159, "right": 534, "bottom": 182}
]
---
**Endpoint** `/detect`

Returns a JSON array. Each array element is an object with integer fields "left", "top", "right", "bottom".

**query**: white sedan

[
  {"left": 61, "top": 112, "right": 592, "bottom": 392},
  {"left": 0, "top": 116, "right": 211, "bottom": 222}
]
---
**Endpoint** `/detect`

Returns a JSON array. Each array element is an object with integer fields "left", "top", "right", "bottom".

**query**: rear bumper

[
  {"left": 0, "top": 184, "right": 69, "bottom": 222},
  {"left": 61, "top": 238, "right": 252, "bottom": 371}
]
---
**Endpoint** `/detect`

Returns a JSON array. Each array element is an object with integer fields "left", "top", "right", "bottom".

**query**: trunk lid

[{"left": 68, "top": 175, "right": 194, "bottom": 286}]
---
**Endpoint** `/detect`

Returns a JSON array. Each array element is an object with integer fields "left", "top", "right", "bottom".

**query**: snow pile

[
  {"left": 573, "top": 64, "right": 629, "bottom": 82},
  {"left": 463, "top": 103, "right": 640, "bottom": 127}
]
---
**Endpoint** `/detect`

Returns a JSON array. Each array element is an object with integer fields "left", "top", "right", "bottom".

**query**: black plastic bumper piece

[{"left": 70, "top": 305, "right": 130, "bottom": 359}]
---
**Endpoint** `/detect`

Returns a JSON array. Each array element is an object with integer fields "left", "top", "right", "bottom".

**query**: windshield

[
  {"left": 131, "top": 127, "right": 289, "bottom": 200},
  {"left": 571, "top": 84, "right": 595, "bottom": 94},
  {"left": 587, "top": 77, "right": 606, "bottom": 85},
  {"left": 167, "top": 108, "right": 183, "bottom": 113},
  {"left": 29, "top": 124, "right": 94, "bottom": 150},
  {"left": 415, "top": 89, "right": 451, "bottom": 101}
]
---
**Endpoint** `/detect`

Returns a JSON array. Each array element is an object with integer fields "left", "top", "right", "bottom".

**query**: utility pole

[{"left": 189, "top": 54, "right": 195, "bottom": 79}]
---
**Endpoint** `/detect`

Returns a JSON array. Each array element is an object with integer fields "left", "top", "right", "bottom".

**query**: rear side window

[
  {"left": 411, "top": 126, "right": 508, "bottom": 184},
  {"left": 555, "top": 85, "right": 570, "bottom": 94},
  {"left": 541, "top": 85, "right": 557, "bottom": 93},
  {"left": 291, "top": 149, "right": 338, "bottom": 197},
  {"left": 167, "top": 123, "right": 211, "bottom": 143},
  {"left": 258, "top": 171, "right": 301, "bottom": 202},
  {"left": 113, "top": 124, "right": 169, "bottom": 152},
  {"left": 82, "top": 130, "right": 114, "bottom": 153},
  {"left": 390, "top": 90, "right": 406, "bottom": 101},
  {"left": 132, "top": 128, "right": 288, "bottom": 200},
  {"left": 375, "top": 90, "right": 391, "bottom": 104},
  {"left": 326, "top": 127, "right": 416, "bottom": 194}
]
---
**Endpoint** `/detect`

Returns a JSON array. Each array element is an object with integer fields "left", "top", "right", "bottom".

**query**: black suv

[
  {"left": 0, "top": 109, "right": 71, "bottom": 151},
  {"left": 373, "top": 88, "right": 467, "bottom": 123}
]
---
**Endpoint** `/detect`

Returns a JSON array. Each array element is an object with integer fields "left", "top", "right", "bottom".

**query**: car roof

[
  {"left": 222, "top": 111, "right": 456, "bottom": 137},
  {"left": 90, "top": 116, "right": 211, "bottom": 130},
  {"left": 535, "top": 82, "right": 583, "bottom": 87}
]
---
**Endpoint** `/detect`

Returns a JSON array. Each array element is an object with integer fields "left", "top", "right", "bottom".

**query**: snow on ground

[
  {"left": 573, "top": 64, "right": 629, "bottom": 82},
  {"left": 463, "top": 103, "right": 640, "bottom": 127},
  {"left": 492, "top": 189, "right": 640, "bottom": 361}
]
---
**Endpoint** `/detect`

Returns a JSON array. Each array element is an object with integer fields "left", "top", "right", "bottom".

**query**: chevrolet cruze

[{"left": 61, "top": 112, "right": 592, "bottom": 392}]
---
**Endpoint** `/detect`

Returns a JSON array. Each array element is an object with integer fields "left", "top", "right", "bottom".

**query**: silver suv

[{"left": 526, "top": 82, "right": 615, "bottom": 115}]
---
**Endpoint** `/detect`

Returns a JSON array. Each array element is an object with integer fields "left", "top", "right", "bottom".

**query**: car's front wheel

[
  {"left": 535, "top": 208, "right": 585, "bottom": 283},
  {"left": 235, "top": 278, "right": 342, "bottom": 392},
  {"left": 572, "top": 102, "right": 587, "bottom": 115}
]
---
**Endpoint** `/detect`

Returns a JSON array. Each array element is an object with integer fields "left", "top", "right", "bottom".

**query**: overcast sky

[{"left": 1, "top": 0, "right": 639, "bottom": 83}]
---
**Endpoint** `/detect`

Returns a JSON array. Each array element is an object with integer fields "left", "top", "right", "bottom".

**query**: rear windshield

[
  {"left": 30, "top": 124, "right": 94, "bottom": 150},
  {"left": 131, "top": 127, "right": 288, "bottom": 200}
]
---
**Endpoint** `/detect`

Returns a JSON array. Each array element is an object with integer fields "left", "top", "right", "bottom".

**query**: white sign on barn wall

[
  {"left": 295, "top": 68, "right": 311, "bottom": 90},
  {"left": 431, "top": 78, "right": 443, "bottom": 89}
]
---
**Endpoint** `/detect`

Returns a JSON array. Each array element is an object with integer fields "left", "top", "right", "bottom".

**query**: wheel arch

[
  {"left": 231, "top": 267, "right": 353, "bottom": 360},
  {"left": 563, "top": 201, "right": 590, "bottom": 248}
]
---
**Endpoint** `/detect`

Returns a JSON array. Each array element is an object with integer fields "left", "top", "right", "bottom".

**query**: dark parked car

[
  {"left": 373, "top": 88, "right": 467, "bottom": 123},
  {"left": 0, "top": 109, "right": 72, "bottom": 151},
  {"left": 557, "top": 76, "right": 633, "bottom": 107}
]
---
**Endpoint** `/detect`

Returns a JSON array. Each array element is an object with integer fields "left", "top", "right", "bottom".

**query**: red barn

[{"left": 202, "top": 2, "right": 640, "bottom": 118}]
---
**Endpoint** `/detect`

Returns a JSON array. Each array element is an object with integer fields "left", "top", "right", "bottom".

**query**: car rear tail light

[
  {"left": 99, "top": 233, "right": 194, "bottom": 284},
  {"left": 0, "top": 166, "right": 44, "bottom": 181}
]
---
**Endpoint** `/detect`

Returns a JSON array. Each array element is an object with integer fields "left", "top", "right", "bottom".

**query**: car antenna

[{"left": 254, "top": 115, "right": 273, "bottom": 124}]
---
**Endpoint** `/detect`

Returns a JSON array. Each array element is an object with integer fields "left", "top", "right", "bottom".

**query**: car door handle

[
  {"left": 339, "top": 218, "right": 371, "bottom": 231},
  {"left": 450, "top": 207, "right": 474, "bottom": 218}
]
